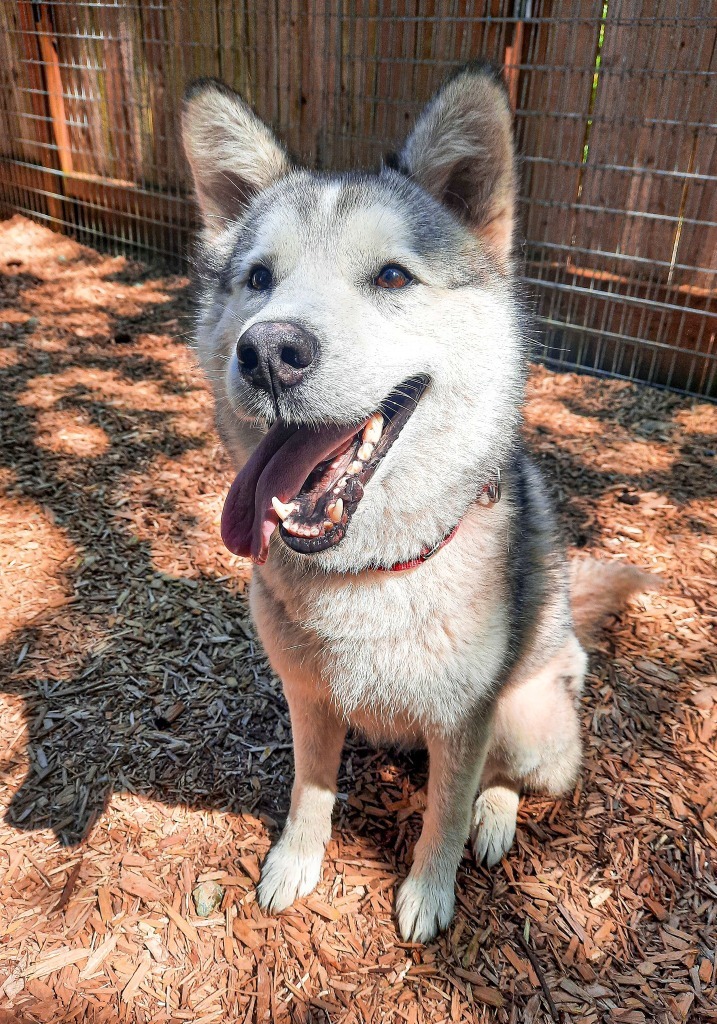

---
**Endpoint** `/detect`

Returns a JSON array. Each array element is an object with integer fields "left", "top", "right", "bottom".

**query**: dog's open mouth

[{"left": 221, "top": 376, "right": 428, "bottom": 563}]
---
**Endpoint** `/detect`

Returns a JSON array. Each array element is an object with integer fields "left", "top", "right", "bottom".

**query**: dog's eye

[
  {"left": 374, "top": 265, "right": 412, "bottom": 290},
  {"left": 248, "top": 265, "right": 272, "bottom": 291}
]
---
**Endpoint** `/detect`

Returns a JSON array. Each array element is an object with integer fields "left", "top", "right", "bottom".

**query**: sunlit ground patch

[
  {"left": 525, "top": 395, "right": 608, "bottom": 438},
  {"left": 0, "top": 484, "right": 76, "bottom": 643},
  {"left": 672, "top": 401, "right": 717, "bottom": 437},
  {"left": 113, "top": 446, "right": 250, "bottom": 583},
  {"left": 34, "top": 408, "right": 110, "bottom": 458},
  {"left": 18, "top": 366, "right": 205, "bottom": 417},
  {"left": 0, "top": 347, "right": 20, "bottom": 369},
  {"left": 526, "top": 396, "right": 676, "bottom": 475},
  {"left": 0, "top": 214, "right": 82, "bottom": 266},
  {"left": 591, "top": 437, "right": 675, "bottom": 475}
]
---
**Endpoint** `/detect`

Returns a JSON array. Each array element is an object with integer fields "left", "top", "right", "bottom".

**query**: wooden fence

[{"left": 0, "top": 1, "right": 715, "bottom": 396}]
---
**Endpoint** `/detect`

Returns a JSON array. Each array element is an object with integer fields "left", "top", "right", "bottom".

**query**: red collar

[{"left": 376, "top": 473, "right": 501, "bottom": 573}]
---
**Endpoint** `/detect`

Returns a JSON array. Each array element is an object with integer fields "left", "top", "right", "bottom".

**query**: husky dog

[{"left": 182, "top": 64, "right": 649, "bottom": 942}]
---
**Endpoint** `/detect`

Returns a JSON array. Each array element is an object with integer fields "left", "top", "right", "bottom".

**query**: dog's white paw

[
  {"left": 472, "top": 785, "right": 519, "bottom": 868},
  {"left": 395, "top": 872, "right": 455, "bottom": 943},
  {"left": 256, "top": 840, "right": 324, "bottom": 913}
]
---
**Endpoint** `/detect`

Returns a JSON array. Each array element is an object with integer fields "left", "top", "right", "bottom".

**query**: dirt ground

[{"left": 0, "top": 214, "right": 715, "bottom": 1024}]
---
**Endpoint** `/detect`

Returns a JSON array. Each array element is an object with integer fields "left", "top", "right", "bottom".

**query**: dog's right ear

[{"left": 182, "top": 79, "right": 290, "bottom": 236}]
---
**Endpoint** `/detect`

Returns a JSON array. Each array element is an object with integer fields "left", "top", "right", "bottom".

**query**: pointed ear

[
  {"left": 182, "top": 79, "right": 290, "bottom": 236},
  {"left": 397, "top": 62, "right": 516, "bottom": 268}
]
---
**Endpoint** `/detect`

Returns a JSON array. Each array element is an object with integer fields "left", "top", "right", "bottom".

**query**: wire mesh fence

[{"left": 0, "top": 1, "right": 715, "bottom": 397}]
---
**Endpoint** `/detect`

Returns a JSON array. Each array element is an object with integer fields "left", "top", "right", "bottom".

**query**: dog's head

[{"left": 182, "top": 64, "right": 525, "bottom": 572}]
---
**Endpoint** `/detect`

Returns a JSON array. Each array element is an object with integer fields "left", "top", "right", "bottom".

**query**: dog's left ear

[{"left": 396, "top": 62, "right": 516, "bottom": 268}]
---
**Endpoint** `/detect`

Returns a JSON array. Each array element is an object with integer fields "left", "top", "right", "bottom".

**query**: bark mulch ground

[{"left": 0, "top": 214, "right": 715, "bottom": 1024}]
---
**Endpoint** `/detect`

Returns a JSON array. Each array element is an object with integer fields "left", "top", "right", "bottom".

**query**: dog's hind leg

[
  {"left": 472, "top": 634, "right": 587, "bottom": 867},
  {"left": 257, "top": 692, "right": 346, "bottom": 913}
]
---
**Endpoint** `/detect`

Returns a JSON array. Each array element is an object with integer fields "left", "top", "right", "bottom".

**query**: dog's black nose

[{"left": 236, "top": 321, "right": 318, "bottom": 397}]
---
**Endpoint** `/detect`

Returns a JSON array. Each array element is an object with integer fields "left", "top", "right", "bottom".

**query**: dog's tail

[{"left": 569, "top": 558, "right": 659, "bottom": 645}]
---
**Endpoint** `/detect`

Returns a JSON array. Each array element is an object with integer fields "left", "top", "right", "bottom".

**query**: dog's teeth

[
  {"left": 363, "top": 413, "right": 383, "bottom": 445},
  {"left": 271, "top": 496, "right": 295, "bottom": 521},
  {"left": 327, "top": 498, "right": 343, "bottom": 524},
  {"left": 344, "top": 476, "right": 363, "bottom": 502},
  {"left": 310, "top": 526, "right": 320, "bottom": 537},
  {"left": 323, "top": 519, "right": 334, "bottom": 531},
  {"left": 333, "top": 486, "right": 341, "bottom": 495},
  {"left": 348, "top": 461, "right": 363, "bottom": 475},
  {"left": 357, "top": 442, "right": 374, "bottom": 462},
  {"left": 283, "top": 519, "right": 302, "bottom": 536}
]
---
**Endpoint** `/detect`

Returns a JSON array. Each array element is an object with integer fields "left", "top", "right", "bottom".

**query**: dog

[{"left": 181, "top": 63, "right": 651, "bottom": 942}]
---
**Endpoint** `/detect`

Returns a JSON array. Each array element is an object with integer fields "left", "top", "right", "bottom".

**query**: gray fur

[{"left": 182, "top": 66, "right": 589, "bottom": 943}]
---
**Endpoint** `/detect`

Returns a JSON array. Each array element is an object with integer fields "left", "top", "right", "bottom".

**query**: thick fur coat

[{"left": 182, "top": 65, "right": 649, "bottom": 942}]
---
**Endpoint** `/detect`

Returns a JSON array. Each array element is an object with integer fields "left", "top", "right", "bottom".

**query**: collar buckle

[{"left": 478, "top": 468, "right": 501, "bottom": 506}]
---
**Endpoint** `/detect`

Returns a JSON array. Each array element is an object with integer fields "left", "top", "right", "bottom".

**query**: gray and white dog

[{"left": 182, "top": 64, "right": 649, "bottom": 942}]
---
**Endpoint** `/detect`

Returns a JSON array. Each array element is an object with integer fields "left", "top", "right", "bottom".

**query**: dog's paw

[
  {"left": 256, "top": 840, "right": 324, "bottom": 914},
  {"left": 471, "top": 785, "right": 519, "bottom": 868},
  {"left": 395, "top": 872, "right": 455, "bottom": 943}
]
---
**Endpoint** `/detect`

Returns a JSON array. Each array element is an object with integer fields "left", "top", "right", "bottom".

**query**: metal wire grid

[{"left": 0, "top": 1, "right": 714, "bottom": 397}]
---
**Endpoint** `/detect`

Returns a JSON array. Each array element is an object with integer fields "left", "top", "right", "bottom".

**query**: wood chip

[
  {"left": 52, "top": 858, "right": 83, "bottom": 913},
  {"left": 119, "top": 872, "right": 166, "bottom": 903},
  {"left": 79, "top": 934, "right": 117, "bottom": 978},
  {"left": 305, "top": 897, "right": 341, "bottom": 921},
  {"left": 24, "top": 947, "right": 90, "bottom": 980},
  {"left": 256, "top": 962, "right": 271, "bottom": 1023},
  {"left": 121, "top": 953, "right": 152, "bottom": 1003},
  {"left": 232, "top": 918, "right": 261, "bottom": 949},
  {"left": 163, "top": 902, "right": 200, "bottom": 944}
]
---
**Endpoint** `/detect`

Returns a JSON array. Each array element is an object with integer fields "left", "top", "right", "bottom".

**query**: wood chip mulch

[{"left": 0, "top": 214, "right": 715, "bottom": 1024}]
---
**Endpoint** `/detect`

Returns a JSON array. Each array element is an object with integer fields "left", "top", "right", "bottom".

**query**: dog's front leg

[
  {"left": 257, "top": 691, "right": 346, "bottom": 913},
  {"left": 396, "top": 719, "right": 490, "bottom": 942}
]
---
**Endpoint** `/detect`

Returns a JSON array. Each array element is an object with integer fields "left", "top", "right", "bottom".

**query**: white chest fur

[{"left": 251, "top": 505, "right": 511, "bottom": 737}]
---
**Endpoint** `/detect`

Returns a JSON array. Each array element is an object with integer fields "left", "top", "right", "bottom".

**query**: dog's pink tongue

[{"left": 221, "top": 418, "right": 359, "bottom": 563}]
